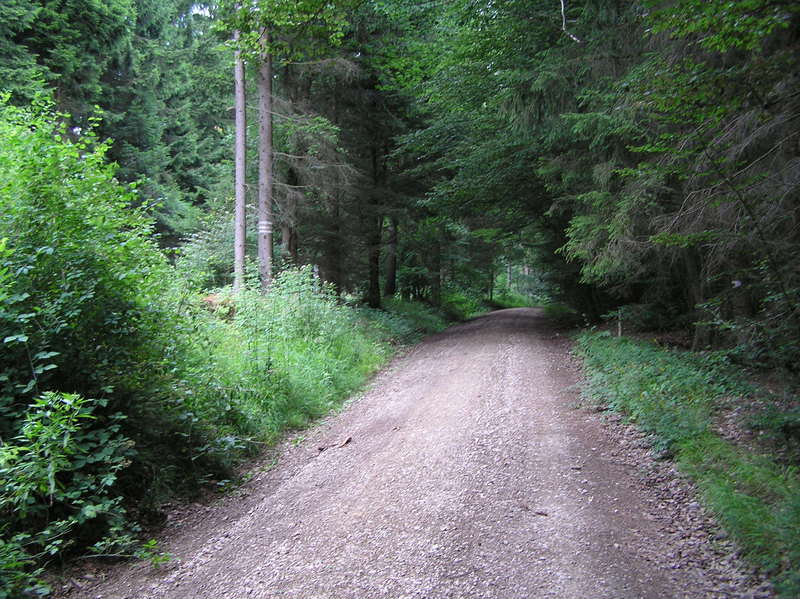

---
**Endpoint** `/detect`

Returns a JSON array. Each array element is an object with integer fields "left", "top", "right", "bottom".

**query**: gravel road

[{"left": 67, "top": 308, "right": 769, "bottom": 599}]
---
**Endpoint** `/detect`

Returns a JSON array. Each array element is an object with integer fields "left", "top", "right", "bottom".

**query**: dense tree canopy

[{"left": 1, "top": 0, "right": 799, "bottom": 593}]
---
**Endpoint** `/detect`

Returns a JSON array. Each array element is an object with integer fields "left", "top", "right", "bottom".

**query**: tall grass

[
  {"left": 174, "top": 268, "right": 394, "bottom": 447},
  {"left": 577, "top": 331, "right": 800, "bottom": 596}
]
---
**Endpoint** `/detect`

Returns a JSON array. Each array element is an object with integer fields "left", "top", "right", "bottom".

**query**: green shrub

[
  {"left": 0, "top": 98, "right": 447, "bottom": 590},
  {"left": 440, "top": 285, "right": 488, "bottom": 320},
  {"left": 490, "top": 292, "right": 536, "bottom": 309},
  {"left": 0, "top": 392, "right": 134, "bottom": 597},
  {"left": 379, "top": 297, "right": 448, "bottom": 341},
  {"left": 177, "top": 268, "right": 392, "bottom": 441}
]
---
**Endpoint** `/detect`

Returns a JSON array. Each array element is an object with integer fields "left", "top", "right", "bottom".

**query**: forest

[{"left": 1, "top": 0, "right": 799, "bottom": 596}]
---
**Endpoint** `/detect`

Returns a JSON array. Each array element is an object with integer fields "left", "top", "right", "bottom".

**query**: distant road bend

[{"left": 75, "top": 308, "right": 762, "bottom": 599}]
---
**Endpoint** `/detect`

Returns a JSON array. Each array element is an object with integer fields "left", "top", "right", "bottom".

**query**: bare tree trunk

[
  {"left": 430, "top": 238, "right": 442, "bottom": 306},
  {"left": 281, "top": 168, "right": 299, "bottom": 264},
  {"left": 383, "top": 217, "right": 398, "bottom": 297},
  {"left": 686, "top": 251, "right": 711, "bottom": 350},
  {"left": 489, "top": 259, "right": 495, "bottom": 301},
  {"left": 366, "top": 213, "right": 382, "bottom": 309},
  {"left": 280, "top": 222, "right": 298, "bottom": 263},
  {"left": 325, "top": 195, "right": 342, "bottom": 292},
  {"left": 257, "top": 38, "right": 274, "bottom": 292},
  {"left": 233, "top": 31, "right": 246, "bottom": 294}
]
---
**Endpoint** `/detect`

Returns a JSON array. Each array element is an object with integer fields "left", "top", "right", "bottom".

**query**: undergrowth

[
  {"left": 489, "top": 291, "right": 536, "bottom": 309},
  {"left": 576, "top": 331, "right": 800, "bottom": 596},
  {"left": 0, "top": 100, "right": 443, "bottom": 597},
  {"left": 367, "top": 297, "right": 448, "bottom": 343}
]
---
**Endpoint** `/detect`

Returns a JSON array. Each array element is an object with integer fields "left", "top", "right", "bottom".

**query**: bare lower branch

[{"left": 560, "top": 0, "right": 583, "bottom": 43}]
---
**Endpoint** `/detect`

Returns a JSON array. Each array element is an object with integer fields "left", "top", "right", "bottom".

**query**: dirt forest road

[{"left": 72, "top": 308, "right": 768, "bottom": 599}]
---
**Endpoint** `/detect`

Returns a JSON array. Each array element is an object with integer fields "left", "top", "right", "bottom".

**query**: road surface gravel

[{"left": 66, "top": 308, "right": 770, "bottom": 599}]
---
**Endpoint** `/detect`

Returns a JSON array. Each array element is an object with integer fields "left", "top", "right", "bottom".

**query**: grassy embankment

[{"left": 576, "top": 331, "right": 800, "bottom": 597}]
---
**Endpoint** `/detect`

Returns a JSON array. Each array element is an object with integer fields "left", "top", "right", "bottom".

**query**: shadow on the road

[{"left": 432, "top": 308, "right": 577, "bottom": 344}]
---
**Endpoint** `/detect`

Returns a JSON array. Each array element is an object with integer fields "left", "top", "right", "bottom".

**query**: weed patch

[{"left": 577, "top": 331, "right": 800, "bottom": 596}]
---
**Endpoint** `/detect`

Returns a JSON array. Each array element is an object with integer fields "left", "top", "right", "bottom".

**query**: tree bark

[
  {"left": 280, "top": 222, "right": 298, "bottom": 264},
  {"left": 383, "top": 217, "right": 398, "bottom": 297},
  {"left": 430, "top": 237, "right": 442, "bottom": 306},
  {"left": 233, "top": 31, "right": 246, "bottom": 294},
  {"left": 685, "top": 250, "right": 710, "bottom": 350},
  {"left": 366, "top": 213, "right": 382, "bottom": 309},
  {"left": 281, "top": 168, "right": 299, "bottom": 264},
  {"left": 325, "top": 195, "right": 343, "bottom": 292},
  {"left": 488, "top": 259, "right": 495, "bottom": 301},
  {"left": 257, "top": 37, "right": 274, "bottom": 292}
]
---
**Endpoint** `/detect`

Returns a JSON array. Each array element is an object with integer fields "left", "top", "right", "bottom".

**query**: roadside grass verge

[
  {"left": 376, "top": 297, "right": 449, "bottom": 342},
  {"left": 576, "top": 331, "right": 800, "bottom": 597},
  {"left": 488, "top": 291, "right": 537, "bottom": 309},
  {"left": 162, "top": 268, "right": 445, "bottom": 474}
]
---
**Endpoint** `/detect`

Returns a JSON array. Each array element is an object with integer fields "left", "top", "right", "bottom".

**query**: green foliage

[
  {"left": 577, "top": 332, "right": 736, "bottom": 448},
  {"left": 0, "top": 98, "right": 172, "bottom": 591},
  {"left": 0, "top": 0, "right": 135, "bottom": 118},
  {"left": 750, "top": 405, "right": 800, "bottom": 464},
  {"left": 490, "top": 292, "right": 535, "bottom": 310},
  {"left": 218, "top": 0, "right": 357, "bottom": 60},
  {"left": 644, "top": 0, "right": 799, "bottom": 52},
  {"left": 100, "top": 0, "right": 233, "bottom": 238},
  {"left": 171, "top": 267, "right": 392, "bottom": 442},
  {"left": 369, "top": 297, "right": 448, "bottom": 344},
  {"left": 134, "top": 538, "right": 172, "bottom": 569},
  {"left": 440, "top": 285, "right": 488, "bottom": 321},
  {"left": 0, "top": 97, "right": 167, "bottom": 408},
  {"left": 0, "top": 392, "right": 134, "bottom": 597},
  {"left": 577, "top": 332, "right": 800, "bottom": 595}
]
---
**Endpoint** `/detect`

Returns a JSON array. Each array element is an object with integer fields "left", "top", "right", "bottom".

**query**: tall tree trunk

[
  {"left": 366, "top": 212, "right": 382, "bottom": 308},
  {"left": 383, "top": 217, "right": 398, "bottom": 297},
  {"left": 325, "top": 195, "right": 342, "bottom": 292},
  {"left": 281, "top": 167, "right": 299, "bottom": 264},
  {"left": 430, "top": 237, "right": 442, "bottom": 306},
  {"left": 488, "top": 259, "right": 495, "bottom": 301},
  {"left": 257, "top": 39, "right": 274, "bottom": 292},
  {"left": 233, "top": 31, "right": 246, "bottom": 294}
]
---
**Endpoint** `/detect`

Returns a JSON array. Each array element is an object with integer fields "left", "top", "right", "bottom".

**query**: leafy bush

[
  {"left": 0, "top": 393, "right": 134, "bottom": 598},
  {"left": 0, "top": 98, "right": 175, "bottom": 592},
  {"left": 440, "top": 285, "right": 488, "bottom": 320},
  {"left": 379, "top": 297, "right": 448, "bottom": 341},
  {"left": 490, "top": 291, "right": 535, "bottom": 309},
  {"left": 170, "top": 268, "right": 392, "bottom": 443},
  {"left": 0, "top": 98, "right": 446, "bottom": 591}
]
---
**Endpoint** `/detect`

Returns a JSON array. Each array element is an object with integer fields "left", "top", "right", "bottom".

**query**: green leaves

[
  {"left": 643, "top": 0, "right": 798, "bottom": 52},
  {"left": 217, "top": 0, "right": 356, "bottom": 62},
  {"left": 0, "top": 392, "right": 134, "bottom": 596}
]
